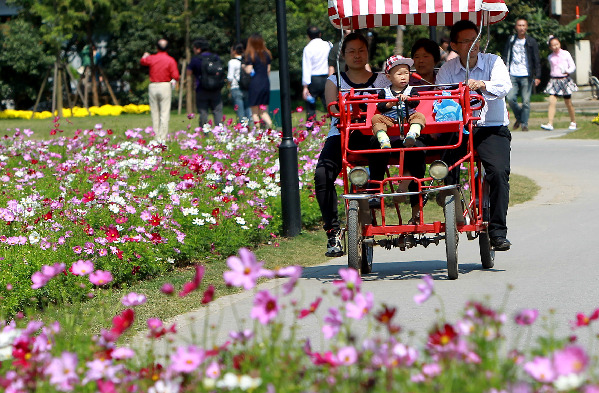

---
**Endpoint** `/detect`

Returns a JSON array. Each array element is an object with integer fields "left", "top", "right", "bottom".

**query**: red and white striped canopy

[{"left": 328, "top": 0, "right": 508, "bottom": 29}]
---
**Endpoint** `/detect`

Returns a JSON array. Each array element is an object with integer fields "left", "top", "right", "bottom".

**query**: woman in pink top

[{"left": 541, "top": 36, "right": 578, "bottom": 131}]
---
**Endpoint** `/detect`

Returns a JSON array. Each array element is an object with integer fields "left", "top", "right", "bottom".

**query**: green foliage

[{"left": 0, "top": 18, "right": 54, "bottom": 108}]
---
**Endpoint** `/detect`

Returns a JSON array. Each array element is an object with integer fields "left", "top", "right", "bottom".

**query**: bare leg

[
  {"left": 260, "top": 107, "right": 272, "bottom": 128},
  {"left": 250, "top": 106, "right": 261, "bottom": 127},
  {"left": 547, "top": 95, "right": 557, "bottom": 125},
  {"left": 564, "top": 97, "right": 576, "bottom": 123}
]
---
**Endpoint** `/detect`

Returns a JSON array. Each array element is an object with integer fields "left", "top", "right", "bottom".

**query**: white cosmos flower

[
  {"left": 28, "top": 231, "right": 41, "bottom": 244},
  {"left": 235, "top": 217, "right": 246, "bottom": 225},
  {"left": 193, "top": 218, "right": 205, "bottom": 226},
  {"left": 223, "top": 186, "right": 234, "bottom": 194},
  {"left": 108, "top": 204, "right": 120, "bottom": 214},
  {"left": 247, "top": 181, "right": 260, "bottom": 190},
  {"left": 148, "top": 190, "right": 159, "bottom": 198}
]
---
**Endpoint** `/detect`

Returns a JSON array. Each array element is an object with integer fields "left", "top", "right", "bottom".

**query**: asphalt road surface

[{"left": 137, "top": 128, "right": 599, "bottom": 355}]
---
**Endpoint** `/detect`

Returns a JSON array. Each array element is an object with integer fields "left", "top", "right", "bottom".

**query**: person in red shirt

[{"left": 140, "top": 39, "right": 180, "bottom": 142}]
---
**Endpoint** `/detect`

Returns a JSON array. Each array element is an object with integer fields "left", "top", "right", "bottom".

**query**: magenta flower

[
  {"left": 514, "top": 309, "right": 539, "bottom": 326},
  {"left": 31, "top": 263, "right": 66, "bottom": 289},
  {"left": 224, "top": 248, "right": 273, "bottom": 290},
  {"left": 161, "top": 283, "right": 174, "bottom": 295},
  {"left": 413, "top": 275, "right": 434, "bottom": 304},
  {"left": 250, "top": 290, "right": 279, "bottom": 325},
  {"left": 44, "top": 351, "right": 79, "bottom": 391},
  {"left": 346, "top": 292, "right": 374, "bottom": 320},
  {"left": 71, "top": 260, "right": 94, "bottom": 276},
  {"left": 121, "top": 292, "right": 147, "bottom": 306},
  {"left": 553, "top": 345, "right": 589, "bottom": 376},
  {"left": 322, "top": 307, "right": 343, "bottom": 339},
  {"left": 336, "top": 346, "right": 358, "bottom": 365},
  {"left": 89, "top": 270, "right": 113, "bottom": 286},
  {"left": 170, "top": 345, "right": 205, "bottom": 373},
  {"left": 523, "top": 356, "right": 556, "bottom": 383}
]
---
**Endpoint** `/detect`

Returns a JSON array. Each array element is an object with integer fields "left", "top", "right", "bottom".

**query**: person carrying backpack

[
  {"left": 187, "top": 39, "right": 225, "bottom": 127},
  {"left": 227, "top": 43, "right": 252, "bottom": 125}
]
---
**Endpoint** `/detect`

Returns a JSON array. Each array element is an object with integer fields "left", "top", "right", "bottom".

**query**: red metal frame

[{"left": 327, "top": 83, "right": 489, "bottom": 238}]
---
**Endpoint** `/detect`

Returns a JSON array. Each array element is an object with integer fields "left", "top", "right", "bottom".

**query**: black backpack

[
  {"left": 200, "top": 54, "right": 225, "bottom": 91},
  {"left": 238, "top": 58, "right": 252, "bottom": 91}
]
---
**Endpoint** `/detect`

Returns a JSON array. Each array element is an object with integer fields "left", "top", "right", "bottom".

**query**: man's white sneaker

[
  {"left": 540, "top": 123, "right": 554, "bottom": 131},
  {"left": 569, "top": 122, "right": 577, "bottom": 130}
]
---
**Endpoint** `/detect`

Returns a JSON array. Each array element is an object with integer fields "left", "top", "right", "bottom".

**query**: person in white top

[
  {"left": 227, "top": 43, "right": 251, "bottom": 124},
  {"left": 436, "top": 20, "right": 513, "bottom": 251},
  {"left": 502, "top": 18, "right": 541, "bottom": 132},
  {"left": 302, "top": 26, "right": 332, "bottom": 122}
]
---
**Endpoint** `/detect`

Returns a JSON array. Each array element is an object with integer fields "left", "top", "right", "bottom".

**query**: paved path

[{"left": 135, "top": 128, "right": 599, "bottom": 355}]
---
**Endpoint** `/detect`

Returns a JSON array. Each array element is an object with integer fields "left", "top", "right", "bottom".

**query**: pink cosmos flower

[
  {"left": 514, "top": 309, "right": 539, "bottom": 326},
  {"left": 259, "top": 104, "right": 267, "bottom": 111},
  {"left": 205, "top": 360, "right": 221, "bottom": 379},
  {"left": 44, "top": 351, "right": 79, "bottom": 391},
  {"left": 322, "top": 307, "right": 343, "bottom": 339},
  {"left": 170, "top": 345, "right": 205, "bottom": 373},
  {"left": 336, "top": 346, "right": 358, "bottom": 365},
  {"left": 179, "top": 265, "right": 205, "bottom": 297},
  {"left": 71, "top": 259, "right": 94, "bottom": 276},
  {"left": 346, "top": 292, "right": 374, "bottom": 320},
  {"left": 229, "top": 329, "right": 254, "bottom": 343},
  {"left": 332, "top": 268, "right": 361, "bottom": 301},
  {"left": 31, "top": 271, "right": 51, "bottom": 289},
  {"left": 553, "top": 345, "right": 589, "bottom": 376},
  {"left": 422, "top": 363, "right": 442, "bottom": 377},
  {"left": 414, "top": 275, "right": 434, "bottom": 304},
  {"left": 250, "top": 290, "right": 279, "bottom": 325},
  {"left": 111, "top": 347, "right": 135, "bottom": 359},
  {"left": 89, "top": 270, "right": 113, "bottom": 286},
  {"left": 296, "top": 106, "right": 304, "bottom": 112},
  {"left": 277, "top": 265, "right": 302, "bottom": 295},
  {"left": 121, "top": 292, "right": 147, "bottom": 306},
  {"left": 224, "top": 248, "right": 273, "bottom": 290},
  {"left": 523, "top": 356, "right": 556, "bottom": 383}
]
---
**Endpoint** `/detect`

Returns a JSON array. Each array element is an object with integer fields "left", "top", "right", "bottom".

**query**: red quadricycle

[{"left": 326, "top": 0, "right": 509, "bottom": 279}]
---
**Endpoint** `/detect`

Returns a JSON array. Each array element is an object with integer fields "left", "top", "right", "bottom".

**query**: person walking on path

[
  {"left": 436, "top": 20, "right": 513, "bottom": 252},
  {"left": 187, "top": 39, "right": 225, "bottom": 127},
  {"left": 140, "top": 39, "right": 180, "bottom": 142},
  {"left": 302, "top": 26, "right": 332, "bottom": 122},
  {"left": 244, "top": 34, "right": 273, "bottom": 128},
  {"left": 227, "top": 43, "right": 251, "bottom": 124},
  {"left": 541, "top": 36, "right": 578, "bottom": 131},
  {"left": 502, "top": 18, "right": 541, "bottom": 132}
]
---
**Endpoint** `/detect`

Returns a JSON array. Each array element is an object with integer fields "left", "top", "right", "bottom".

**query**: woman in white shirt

[{"left": 315, "top": 32, "right": 390, "bottom": 257}]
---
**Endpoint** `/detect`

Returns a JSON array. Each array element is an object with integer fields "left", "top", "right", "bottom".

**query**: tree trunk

[
  {"left": 394, "top": 26, "right": 404, "bottom": 55},
  {"left": 185, "top": 0, "right": 193, "bottom": 114},
  {"left": 87, "top": 21, "right": 100, "bottom": 107}
]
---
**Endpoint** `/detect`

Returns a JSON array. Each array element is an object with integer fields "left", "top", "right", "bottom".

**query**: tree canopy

[{"left": 0, "top": 0, "right": 582, "bottom": 109}]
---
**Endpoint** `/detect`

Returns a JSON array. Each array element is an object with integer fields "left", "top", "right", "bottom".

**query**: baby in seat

[{"left": 372, "top": 55, "right": 426, "bottom": 148}]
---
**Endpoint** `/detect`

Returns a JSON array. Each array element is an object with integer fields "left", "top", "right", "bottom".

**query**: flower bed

[
  {"left": 0, "top": 104, "right": 151, "bottom": 120},
  {"left": 1, "top": 248, "right": 598, "bottom": 392},
  {"left": 0, "top": 120, "right": 324, "bottom": 318}
]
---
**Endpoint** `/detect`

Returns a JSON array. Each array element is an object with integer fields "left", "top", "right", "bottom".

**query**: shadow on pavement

[{"left": 301, "top": 260, "right": 505, "bottom": 282}]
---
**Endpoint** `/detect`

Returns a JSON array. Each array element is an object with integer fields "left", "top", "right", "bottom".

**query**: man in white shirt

[
  {"left": 302, "top": 26, "right": 332, "bottom": 122},
  {"left": 436, "top": 20, "right": 513, "bottom": 251},
  {"left": 502, "top": 18, "right": 541, "bottom": 132}
]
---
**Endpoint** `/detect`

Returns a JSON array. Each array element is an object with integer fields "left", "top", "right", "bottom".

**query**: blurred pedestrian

[
  {"left": 244, "top": 34, "right": 273, "bottom": 128},
  {"left": 502, "top": 18, "right": 541, "bottom": 132},
  {"left": 140, "top": 38, "right": 180, "bottom": 142},
  {"left": 187, "top": 39, "right": 225, "bottom": 127},
  {"left": 541, "top": 36, "right": 578, "bottom": 131},
  {"left": 302, "top": 26, "right": 332, "bottom": 122},
  {"left": 438, "top": 37, "right": 451, "bottom": 67},
  {"left": 227, "top": 43, "right": 251, "bottom": 124}
]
